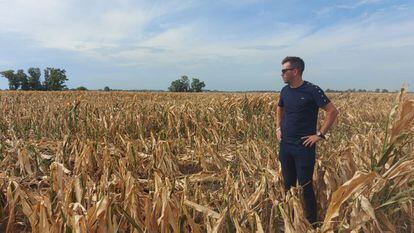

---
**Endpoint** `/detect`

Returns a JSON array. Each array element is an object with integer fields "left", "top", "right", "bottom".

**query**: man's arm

[
  {"left": 276, "top": 106, "right": 284, "bottom": 141},
  {"left": 319, "top": 102, "right": 339, "bottom": 135},
  {"left": 302, "top": 102, "right": 339, "bottom": 147}
]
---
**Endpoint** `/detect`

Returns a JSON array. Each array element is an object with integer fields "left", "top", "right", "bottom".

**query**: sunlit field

[{"left": 0, "top": 91, "right": 413, "bottom": 232}]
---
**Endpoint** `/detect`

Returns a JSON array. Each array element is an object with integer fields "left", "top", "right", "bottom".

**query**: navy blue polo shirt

[{"left": 278, "top": 81, "right": 330, "bottom": 143}]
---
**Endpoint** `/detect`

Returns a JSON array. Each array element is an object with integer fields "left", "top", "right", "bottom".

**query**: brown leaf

[{"left": 322, "top": 171, "right": 376, "bottom": 231}]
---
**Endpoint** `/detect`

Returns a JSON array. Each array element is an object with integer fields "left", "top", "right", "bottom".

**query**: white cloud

[
  {"left": 0, "top": 0, "right": 193, "bottom": 51},
  {"left": 316, "top": 0, "right": 382, "bottom": 17},
  {"left": 272, "top": 12, "right": 414, "bottom": 90},
  {"left": 104, "top": 22, "right": 311, "bottom": 68},
  {"left": 295, "top": 12, "right": 414, "bottom": 54}
]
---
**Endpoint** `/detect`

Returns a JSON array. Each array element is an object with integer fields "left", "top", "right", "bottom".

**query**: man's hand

[
  {"left": 276, "top": 128, "right": 282, "bottom": 141},
  {"left": 301, "top": 135, "right": 322, "bottom": 147}
]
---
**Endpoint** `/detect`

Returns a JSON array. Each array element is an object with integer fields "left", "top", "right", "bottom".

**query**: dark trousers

[{"left": 279, "top": 141, "right": 317, "bottom": 224}]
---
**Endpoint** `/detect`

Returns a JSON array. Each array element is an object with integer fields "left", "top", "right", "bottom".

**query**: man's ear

[{"left": 294, "top": 69, "right": 300, "bottom": 76}]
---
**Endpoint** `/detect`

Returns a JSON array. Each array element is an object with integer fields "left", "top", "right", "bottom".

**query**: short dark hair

[{"left": 282, "top": 56, "right": 305, "bottom": 75}]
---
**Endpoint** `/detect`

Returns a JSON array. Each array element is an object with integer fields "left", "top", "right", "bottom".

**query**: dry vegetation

[{"left": 0, "top": 90, "right": 413, "bottom": 232}]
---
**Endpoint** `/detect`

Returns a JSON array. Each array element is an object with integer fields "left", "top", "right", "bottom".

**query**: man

[{"left": 276, "top": 56, "right": 339, "bottom": 224}]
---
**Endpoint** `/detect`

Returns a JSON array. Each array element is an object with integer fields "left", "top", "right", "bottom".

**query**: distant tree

[
  {"left": 190, "top": 78, "right": 205, "bottom": 92},
  {"left": 0, "top": 70, "right": 20, "bottom": 90},
  {"left": 168, "top": 75, "right": 190, "bottom": 92},
  {"left": 76, "top": 86, "right": 88, "bottom": 91},
  {"left": 182, "top": 76, "right": 190, "bottom": 91},
  {"left": 381, "top": 89, "right": 388, "bottom": 93},
  {"left": 104, "top": 86, "right": 111, "bottom": 92},
  {"left": 43, "top": 68, "right": 68, "bottom": 91},
  {"left": 169, "top": 80, "right": 183, "bottom": 92},
  {"left": 16, "top": 69, "right": 29, "bottom": 90},
  {"left": 27, "top": 67, "right": 42, "bottom": 90},
  {"left": 375, "top": 88, "right": 380, "bottom": 93}
]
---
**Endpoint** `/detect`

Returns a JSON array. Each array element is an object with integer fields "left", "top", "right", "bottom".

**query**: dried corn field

[{"left": 0, "top": 90, "right": 413, "bottom": 233}]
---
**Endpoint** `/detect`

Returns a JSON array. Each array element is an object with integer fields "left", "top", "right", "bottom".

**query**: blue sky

[{"left": 0, "top": 0, "right": 413, "bottom": 91}]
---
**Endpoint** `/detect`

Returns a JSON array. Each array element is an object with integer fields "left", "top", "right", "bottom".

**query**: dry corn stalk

[{"left": 0, "top": 91, "right": 412, "bottom": 232}]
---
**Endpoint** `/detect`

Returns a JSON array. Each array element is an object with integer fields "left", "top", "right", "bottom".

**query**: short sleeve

[
  {"left": 278, "top": 89, "right": 284, "bottom": 107},
  {"left": 278, "top": 97, "right": 284, "bottom": 107},
  {"left": 311, "top": 85, "right": 330, "bottom": 107}
]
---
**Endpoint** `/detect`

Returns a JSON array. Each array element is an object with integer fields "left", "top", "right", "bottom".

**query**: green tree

[
  {"left": 168, "top": 75, "right": 190, "bottom": 92},
  {"left": 16, "top": 69, "right": 29, "bottom": 90},
  {"left": 168, "top": 80, "right": 183, "bottom": 92},
  {"left": 43, "top": 68, "right": 68, "bottom": 91},
  {"left": 0, "top": 70, "right": 20, "bottom": 90},
  {"left": 27, "top": 67, "right": 42, "bottom": 90},
  {"left": 104, "top": 86, "right": 111, "bottom": 91},
  {"left": 76, "top": 86, "right": 88, "bottom": 91},
  {"left": 190, "top": 78, "right": 205, "bottom": 92}
]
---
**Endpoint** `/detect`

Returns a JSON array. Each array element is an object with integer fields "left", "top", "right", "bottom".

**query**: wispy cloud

[
  {"left": 316, "top": 0, "right": 383, "bottom": 17},
  {"left": 239, "top": 45, "right": 290, "bottom": 51},
  {"left": 0, "top": 0, "right": 194, "bottom": 51}
]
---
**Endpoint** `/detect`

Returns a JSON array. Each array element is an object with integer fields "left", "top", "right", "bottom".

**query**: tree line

[
  {"left": 325, "top": 88, "right": 391, "bottom": 93},
  {"left": 168, "top": 76, "right": 205, "bottom": 92},
  {"left": 1, "top": 70, "right": 207, "bottom": 92},
  {"left": 1, "top": 68, "right": 68, "bottom": 91}
]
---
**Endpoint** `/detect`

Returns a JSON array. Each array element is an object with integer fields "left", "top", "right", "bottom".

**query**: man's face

[{"left": 281, "top": 62, "right": 296, "bottom": 84}]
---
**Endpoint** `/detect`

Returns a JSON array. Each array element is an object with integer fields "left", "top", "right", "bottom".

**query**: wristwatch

[{"left": 316, "top": 131, "right": 326, "bottom": 139}]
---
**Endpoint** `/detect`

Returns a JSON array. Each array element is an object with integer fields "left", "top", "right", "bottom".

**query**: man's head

[{"left": 281, "top": 56, "right": 305, "bottom": 84}]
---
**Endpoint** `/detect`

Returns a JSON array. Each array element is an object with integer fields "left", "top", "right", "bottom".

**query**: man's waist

[
  {"left": 281, "top": 137, "right": 304, "bottom": 145},
  {"left": 281, "top": 131, "right": 316, "bottom": 139}
]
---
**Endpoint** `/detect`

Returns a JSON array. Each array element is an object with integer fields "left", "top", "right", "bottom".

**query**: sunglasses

[{"left": 281, "top": 68, "right": 295, "bottom": 74}]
